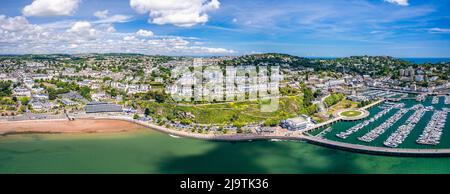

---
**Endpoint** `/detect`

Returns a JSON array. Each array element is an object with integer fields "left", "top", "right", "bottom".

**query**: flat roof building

[
  {"left": 281, "top": 116, "right": 312, "bottom": 131},
  {"left": 85, "top": 102, "right": 122, "bottom": 113}
]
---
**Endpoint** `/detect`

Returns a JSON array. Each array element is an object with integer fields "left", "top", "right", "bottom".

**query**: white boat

[
  {"left": 169, "top": 134, "right": 182, "bottom": 138},
  {"left": 270, "top": 139, "right": 284, "bottom": 142}
]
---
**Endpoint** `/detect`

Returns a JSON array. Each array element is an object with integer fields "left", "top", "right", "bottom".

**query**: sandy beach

[{"left": 0, "top": 119, "right": 144, "bottom": 135}]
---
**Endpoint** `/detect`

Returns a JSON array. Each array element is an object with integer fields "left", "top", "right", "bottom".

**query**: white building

[
  {"left": 34, "top": 94, "right": 49, "bottom": 100},
  {"left": 281, "top": 116, "right": 313, "bottom": 131},
  {"left": 13, "top": 87, "right": 31, "bottom": 97}
]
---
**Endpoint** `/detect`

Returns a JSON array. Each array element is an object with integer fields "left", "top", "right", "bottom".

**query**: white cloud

[
  {"left": 94, "top": 10, "right": 109, "bottom": 19},
  {"left": 67, "top": 21, "right": 101, "bottom": 39},
  {"left": 0, "top": 15, "right": 38, "bottom": 32},
  {"left": 136, "top": 29, "right": 155, "bottom": 37},
  {"left": 106, "top": 25, "right": 116, "bottom": 33},
  {"left": 384, "top": 0, "right": 409, "bottom": 6},
  {"left": 129, "top": 0, "right": 220, "bottom": 27},
  {"left": 123, "top": 36, "right": 137, "bottom": 41},
  {"left": 147, "top": 37, "right": 189, "bottom": 46},
  {"left": 0, "top": 15, "right": 235, "bottom": 55},
  {"left": 23, "top": 0, "right": 81, "bottom": 17},
  {"left": 68, "top": 21, "right": 94, "bottom": 34},
  {"left": 93, "top": 10, "right": 133, "bottom": 23},
  {"left": 429, "top": 28, "right": 450, "bottom": 34},
  {"left": 191, "top": 46, "right": 236, "bottom": 54}
]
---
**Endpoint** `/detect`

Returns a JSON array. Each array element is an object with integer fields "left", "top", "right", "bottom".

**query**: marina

[
  {"left": 417, "top": 110, "right": 448, "bottom": 145},
  {"left": 335, "top": 103, "right": 401, "bottom": 139},
  {"left": 432, "top": 96, "right": 439, "bottom": 105},
  {"left": 416, "top": 94, "right": 427, "bottom": 102},
  {"left": 320, "top": 96, "right": 450, "bottom": 150},
  {"left": 358, "top": 106, "right": 409, "bottom": 142},
  {"left": 383, "top": 104, "right": 428, "bottom": 148}
]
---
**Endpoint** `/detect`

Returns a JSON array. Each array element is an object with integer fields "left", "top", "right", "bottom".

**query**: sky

[{"left": 0, "top": 0, "right": 449, "bottom": 57}]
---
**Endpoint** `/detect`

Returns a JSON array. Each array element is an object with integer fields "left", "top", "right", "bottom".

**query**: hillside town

[{"left": 1, "top": 54, "right": 449, "bottom": 136}]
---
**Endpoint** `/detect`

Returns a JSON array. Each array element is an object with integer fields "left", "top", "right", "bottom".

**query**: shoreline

[
  {"left": 0, "top": 119, "right": 143, "bottom": 136},
  {"left": 1, "top": 117, "right": 450, "bottom": 157}
]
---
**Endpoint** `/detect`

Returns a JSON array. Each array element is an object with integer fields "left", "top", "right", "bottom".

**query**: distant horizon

[
  {"left": 1, "top": 0, "right": 449, "bottom": 57},
  {"left": 2, "top": 52, "right": 450, "bottom": 60}
]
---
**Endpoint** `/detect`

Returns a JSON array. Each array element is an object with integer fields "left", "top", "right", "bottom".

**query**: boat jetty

[
  {"left": 445, "top": 96, "right": 450, "bottom": 105},
  {"left": 383, "top": 104, "right": 427, "bottom": 148},
  {"left": 416, "top": 94, "right": 427, "bottom": 102},
  {"left": 359, "top": 105, "right": 408, "bottom": 142},
  {"left": 416, "top": 110, "right": 448, "bottom": 145},
  {"left": 336, "top": 103, "right": 403, "bottom": 139},
  {"left": 432, "top": 96, "right": 439, "bottom": 105},
  {"left": 316, "top": 127, "right": 332, "bottom": 139}
]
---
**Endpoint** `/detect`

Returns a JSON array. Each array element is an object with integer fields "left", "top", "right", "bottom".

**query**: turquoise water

[
  {"left": 306, "top": 57, "right": 450, "bottom": 64},
  {"left": 1, "top": 130, "right": 450, "bottom": 174},
  {"left": 320, "top": 96, "right": 450, "bottom": 149},
  {"left": 0, "top": 96, "right": 449, "bottom": 174}
]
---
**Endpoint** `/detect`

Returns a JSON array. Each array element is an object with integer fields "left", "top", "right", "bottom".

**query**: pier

[
  {"left": 303, "top": 136, "right": 450, "bottom": 157},
  {"left": 358, "top": 105, "right": 408, "bottom": 142},
  {"left": 300, "top": 117, "right": 342, "bottom": 134},
  {"left": 362, "top": 99, "right": 385, "bottom": 109},
  {"left": 366, "top": 86, "right": 423, "bottom": 94},
  {"left": 417, "top": 110, "right": 448, "bottom": 145}
]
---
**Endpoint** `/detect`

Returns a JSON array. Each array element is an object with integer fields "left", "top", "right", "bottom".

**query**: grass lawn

[
  {"left": 138, "top": 95, "right": 308, "bottom": 125},
  {"left": 326, "top": 99, "right": 358, "bottom": 115},
  {"left": 341, "top": 110, "right": 363, "bottom": 117}
]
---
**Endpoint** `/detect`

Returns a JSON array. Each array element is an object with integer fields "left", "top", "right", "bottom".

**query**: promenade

[
  {"left": 302, "top": 136, "right": 450, "bottom": 157},
  {"left": 69, "top": 113, "right": 450, "bottom": 156},
  {"left": 1, "top": 95, "right": 449, "bottom": 157}
]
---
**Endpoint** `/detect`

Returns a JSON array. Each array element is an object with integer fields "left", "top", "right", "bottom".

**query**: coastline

[
  {"left": 0, "top": 119, "right": 143, "bottom": 136},
  {"left": 2, "top": 115, "right": 450, "bottom": 157}
]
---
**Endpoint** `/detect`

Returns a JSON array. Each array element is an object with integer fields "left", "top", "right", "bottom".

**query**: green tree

[
  {"left": 19, "top": 96, "right": 30, "bottom": 105},
  {"left": 233, "top": 121, "right": 245, "bottom": 129},
  {"left": 303, "top": 87, "right": 314, "bottom": 107},
  {"left": 263, "top": 118, "right": 280, "bottom": 127},
  {"left": 313, "top": 89, "right": 322, "bottom": 98},
  {"left": 144, "top": 108, "right": 151, "bottom": 117},
  {"left": 181, "top": 119, "right": 192, "bottom": 125},
  {"left": 324, "top": 93, "right": 345, "bottom": 107},
  {"left": 79, "top": 86, "right": 91, "bottom": 100},
  {"left": 0, "top": 81, "right": 12, "bottom": 98}
]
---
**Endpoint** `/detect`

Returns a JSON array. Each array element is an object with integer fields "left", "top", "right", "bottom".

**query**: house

[
  {"left": 32, "top": 74, "right": 53, "bottom": 80},
  {"left": 111, "top": 82, "right": 128, "bottom": 91},
  {"left": 91, "top": 92, "right": 107, "bottom": 101},
  {"left": 58, "top": 91, "right": 84, "bottom": 100},
  {"left": 127, "top": 84, "right": 151, "bottom": 94},
  {"left": 30, "top": 101, "right": 44, "bottom": 111},
  {"left": 30, "top": 100, "right": 55, "bottom": 111},
  {"left": 60, "top": 98, "right": 78, "bottom": 106},
  {"left": 34, "top": 94, "right": 49, "bottom": 100},
  {"left": 13, "top": 87, "right": 31, "bottom": 97},
  {"left": 415, "top": 75, "right": 425, "bottom": 82},
  {"left": 23, "top": 78, "right": 34, "bottom": 88}
]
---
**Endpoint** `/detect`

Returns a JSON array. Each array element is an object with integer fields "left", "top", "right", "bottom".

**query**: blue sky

[{"left": 0, "top": 0, "right": 449, "bottom": 57}]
